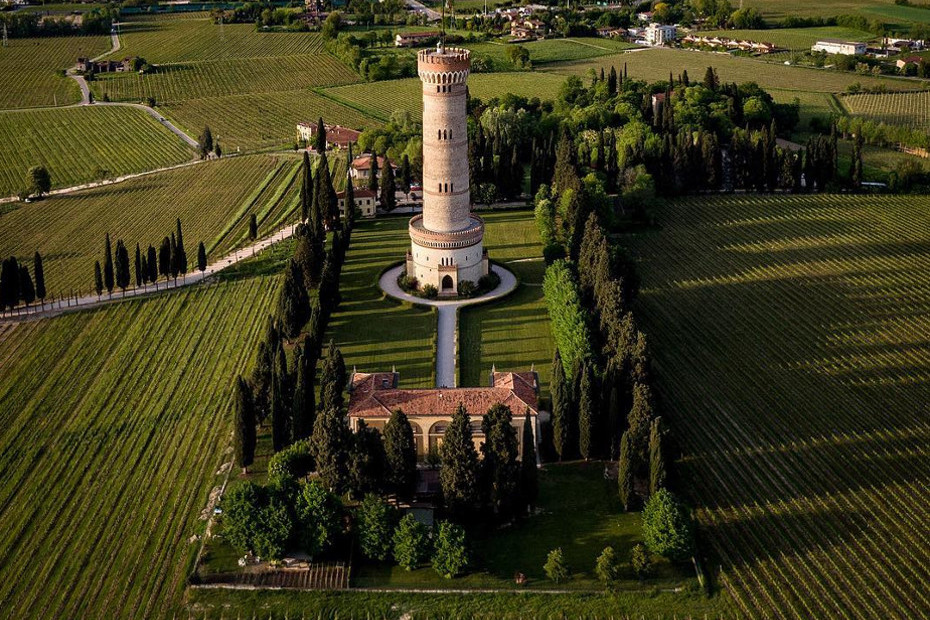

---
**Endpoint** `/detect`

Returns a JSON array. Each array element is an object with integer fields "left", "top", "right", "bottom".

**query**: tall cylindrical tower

[{"left": 406, "top": 44, "right": 488, "bottom": 296}]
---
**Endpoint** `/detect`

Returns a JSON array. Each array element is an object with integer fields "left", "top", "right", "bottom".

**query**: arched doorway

[{"left": 441, "top": 275, "right": 454, "bottom": 291}]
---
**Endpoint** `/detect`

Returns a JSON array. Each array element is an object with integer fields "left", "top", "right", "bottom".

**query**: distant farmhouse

[
  {"left": 395, "top": 31, "right": 439, "bottom": 47},
  {"left": 77, "top": 57, "right": 138, "bottom": 73},
  {"left": 510, "top": 18, "right": 545, "bottom": 40},
  {"left": 645, "top": 23, "right": 677, "bottom": 47},
  {"left": 350, "top": 153, "right": 397, "bottom": 182},
  {"left": 811, "top": 39, "right": 867, "bottom": 56},
  {"left": 681, "top": 34, "right": 778, "bottom": 54},
  {"left": 296, "top": 122, "right": 360, "bottom": 150},
  {"left": 336, "top": 187, "right": 377, "bottom": 219}
]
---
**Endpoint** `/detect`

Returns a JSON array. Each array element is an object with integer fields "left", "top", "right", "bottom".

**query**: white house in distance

[
  {"left": 645, "top": 23, "right": 677, "bottom": 47},
  {"left": 811, "top": 39, "right": 867, "bottom": 56},
  {"left": 336, "top": 187, "right": 377, "bottom": 219},
  {"left": 349, "top": 154, "right": 397, "bottom": 182}
]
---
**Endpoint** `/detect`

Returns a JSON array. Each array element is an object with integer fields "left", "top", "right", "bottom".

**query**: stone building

[
  {"left": 406, "top": 44, "right": 489, "bottom": 296},
  {"left": 347, "top": 369, "right": 540, "bottom": 459},
  {"left": 336, "top": 187, "right": 377, "bottom": 219}
]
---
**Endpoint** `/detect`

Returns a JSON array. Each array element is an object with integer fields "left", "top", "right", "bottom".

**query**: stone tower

[{"left": 406, "top": 44, "right": 488, "bottom": 296}]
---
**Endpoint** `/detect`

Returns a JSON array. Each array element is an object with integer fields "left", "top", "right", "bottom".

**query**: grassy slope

[
  {"left": 464, "top": 37, "right": 637, "bottom": 69},
  {"left": 626, "top": 194, "right": 930, "bottom": 618},
  {"left": 0, "top": 154, "right": 281, "bottom": 297},
  {"left": 326, "top": 216, "right": 437, "bottom": 387},
  {"left": 0, "top": 105, "right": 193, "bottom": 196},
  {"left": 0, "top": 274, "right": 280, "bottom": 619},
  {"left": 0, "top": 34, "right": 109, "bottom": 109},
  {"left": 459, "top": 210, "right": 553, "bottom": 394}
]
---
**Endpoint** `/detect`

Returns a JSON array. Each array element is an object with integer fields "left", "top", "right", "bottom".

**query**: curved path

[
  {"left": 1, "top": 223, "right": 299, "bottom": 323},
  {"left": 379, "top": 264, "right": 517, "bottom": 388}
]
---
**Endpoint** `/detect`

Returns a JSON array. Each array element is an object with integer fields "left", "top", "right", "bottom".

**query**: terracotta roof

[
  {"left": 348, "top": 371, "right": 539, "bottom": 418},
  {"left": 351, "top": 154, "right": 395, "bottom": 171},
  {"left": 337, "top": 188, "right": 377, "bottom": 199},
  {"left": 297, "top": 123, "right": 360, "bottom": 147}
]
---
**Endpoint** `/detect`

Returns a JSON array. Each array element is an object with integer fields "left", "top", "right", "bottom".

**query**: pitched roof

[
  {"left": 351, "top": 154, "right": 395, "bottom": 170},
  {"left": 337, "top": 188, "right": 377, "bottom": 199}
]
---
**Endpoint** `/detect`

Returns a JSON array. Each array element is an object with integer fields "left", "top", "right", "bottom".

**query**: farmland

[
  {"left": 842, "top": 90, "right": 930, "bottom": 129},
  {"left": 464, "top": 37, "right": 637, "bottom": 69},
  {"left": 0, "top": 154, "right": 284, "bottom": 297},
  {"left": 323, "top": 72, "right": 566, "bottom": 121},
  {"left": 626, "top": 194, "right": 930, "bottom": 618},
  {"left": 697, "top": 26, "right": 874, "bottom": 51},
  {"left": 0, "top": 105, "right": 193, "bottom": 196},
  {"left": 459, "top": 210, "right": 553, "bottom": 394},
  {"left": 0, "top": 34, "right": 108, "bottom": 109},
  {"left": 0, "top": 274, "right": 280, "bottom": 619}
]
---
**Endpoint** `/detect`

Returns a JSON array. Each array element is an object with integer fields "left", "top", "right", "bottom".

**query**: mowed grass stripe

[
  {"left": 0, "top": 276, "right": 280, "bottom": 619},
  {"left": 626, "top": 194, "right": 930, "bottom": 618}
]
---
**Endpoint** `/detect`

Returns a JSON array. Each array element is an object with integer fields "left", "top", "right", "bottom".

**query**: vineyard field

[
  {"left": 0, "top": 105, "right": 193, "bottom": 196},
  {"left": 323, "top": 72, "right": 566, "bottom": 121},
  {"left": 463, "top": 37, "right": 636, "bottom": 69},
  {"left": 0, "top": 274, "right": 280, "bottom": 619},
  {"left": 0, "top": 154, "right": 282, "bottom": 297},
  {"left": 627, "top": 194, "right": 930, "bottom": 619},
  {"left": 162, "top": 89, "right": 379, "bottom": 152},
  {"left": 0, "top": 34, "right": 108, "bottom": 109},
  {"left": 108, "top": 17, "right": 329, "bottom": 63},
  {"left": 740, "top": 0, "right": 898, "bottom": 20},
  {"left": 842, "top": 90, "right": 930, "bottom": 129},
  {"left": 89, "top": 53, "right": 359, "bottom": 104}
]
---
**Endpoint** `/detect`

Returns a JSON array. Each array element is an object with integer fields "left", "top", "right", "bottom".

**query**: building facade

[
  {"left": 645, "top": 23, "right": 676, "bottom": 46},
  {"left": 811, "top": 39, "right": 866, "bottom": 56},
  {"left": 406, "top": 44, "right": 488, "bottom": 296},
  {"left": 337, "top": 188, "right": 377, "bottom": 219},
  {"left": 347, "top": 370, "right": 540, "bottom": 459}
]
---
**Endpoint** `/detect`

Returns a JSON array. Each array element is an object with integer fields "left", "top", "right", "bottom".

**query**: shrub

[
  {"left": 356, "top": 494, "right": 398, "bottom": 561},
  {"left": 477, "top": 270, "right": 500, "bottom": 293},
  {"left": 393, "top": 513, "right": 431, "bottom": 571},
  {"left": 433, "top": 520, "right": 469, "bottom": 578},
  {"left": 267, "top": 439, "right": 314, "bottom": 485},
  {"left": 542, "top": 260, "right": 593, "bottom": 381},
  {"left": 631, "top": 542, "right": 652, "bottom": 581},
  {"left": 642, "top": 489, "right": 695, "bottom": 563},
  {"left": 594, "top": 546, "right": 620, "bottom": 586},
  {"left": 544, "top": 547, "right": 570, "bottom": 583},
  {"left": 422, "top": 284, "right": 438, "bottom": 299},
  {"left": 457, "top": 280, "right": 476, "bottom": 297}
]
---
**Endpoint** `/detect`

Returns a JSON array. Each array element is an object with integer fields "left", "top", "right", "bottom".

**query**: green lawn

[
  {"left": 0, "top": 274, "right": 280, "bottom": 619},
  {"left": 326, "top": 216, "right": 437, "bottom": 387},
  {"left": 464, "top": 37, "right": 637, "bottom": 70},
  {"left": 459, "top": 210, "right": 553, "bottom": 394},
  {"left": 0, "top": 105, "right": 193, "bottom": 196}
]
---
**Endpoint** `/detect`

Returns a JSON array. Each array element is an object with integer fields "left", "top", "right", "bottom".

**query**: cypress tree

[
  {"left": 292, "top": 344, "right": 316, "bottom": 442},
  {"left": 703, "top": 66, "right": 718, "bottom": 90},
  {"left": 312, "top": 405, "right": 351, "bottom": 493},
  {"left": 103, "top": 232, "right": 114, "bottom": 295},
  {"left": 439, "top": 403, "right": 481, "bottom": 518},
  {"left": 115, "top": 240, "right": 130, "bottom": 293},
  {"left": 627, "top": 382, "right": 656, "bottom": 475},
  {"left": 481, "top": 403, "right": 519, "bottom": 517},
  {"left": 317, "top": 150, "right": 339, "bottom": 229},
  {"left": 383, "top": 409, "right": 418, "bottom": 499},
  {"left": 234, "top": 375, "right": 257, "bottom": 474},
  {"left": 33, "top": 252, "right": 45, "bottom": 303},
  {"left": 134, "top": 243, "right": 142, "bottom": 288},
  {"left": 176, "top": 218, "right": 187, "bottom": 275},
  {"left": 18, "top": 265, "right": 35, "bottom": 307},
  {"left": 277, "top": 258, "right": 311, "bottom": 340},
  {"left": 344, "top": 172, "right": 356, "bottom": 231},
  {"left": 519, "top": 412, "right": 538, "bottom": 514},
  {"left": 577, "top": 362, "right": 600, "bottom": 460},
  {"left": 314, "top": 117, "right": 327, "bottom": 153},
  {"left": 850, "top": 133, "right": 863, "bottom": 190},
  {"left": 607, "top": 65, "right": 617, "bottom": 95},
  {"left": 380, "top": 157, "right": 396, "bottom": 212},
  {"left": 552, "top": 130, "right": 581, "bottom": 195},
  {"left": 197, "top": 241, "right": 207, "bottom": 272},
  {"left": 300, "top": 151, "right": 313, "bottom": 222},
  {"left": 368, "top": 153, "right": 379, "bottom": 192},
  {"left": 618, "top": 430, "right": 634, "bottom": 512},
  {"left": 170, "top": 233, "right": 179, "bottom": 281},
  {"left": 551, "top": 349, "right": 573, "bottom": 461},
  {"left": 147, "top": 245, "right": 158, "bottom": 284},
  {"left": 159, "top": 236, "right": 171, "bottom": 282},
  {"left": 319, "top": 340, "right": 346, "bottom": 411},
  {"left": 249, "top": 213, "right": 258, "bottom": 240},
  {"left": 270, "top": 341, "right": 292, "bottom": 452},
  {"left": 93, "top": 260, "right": 103, "bottom": 297},
  {"left": 400, "top": 153, "right": 412, "bottom": 197},
  {"left": 649, "top": 416, "right": 667, "bottom": 495}
]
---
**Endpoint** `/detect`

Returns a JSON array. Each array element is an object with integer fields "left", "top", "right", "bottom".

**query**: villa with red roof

[{"left": 347, "top": 369, "right": 540, "bottom": 459}]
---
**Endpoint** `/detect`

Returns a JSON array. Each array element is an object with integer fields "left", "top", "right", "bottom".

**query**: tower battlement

[{"left": 417, "top": 47, "right": 471, "bottom": 77}]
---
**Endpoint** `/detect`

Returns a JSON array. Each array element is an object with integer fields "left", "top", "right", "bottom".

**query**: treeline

[
  {"left": 91, "top": 219, "right": 207, "bottom": 298},
  {"left": 0, "top": 253, "right": 46, "bottom": 313},
  {"left": 0, "top": 7, "right": 117, "bottom": 38}
]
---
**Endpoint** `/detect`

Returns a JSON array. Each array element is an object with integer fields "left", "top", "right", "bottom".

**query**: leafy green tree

[
  {"left": 277, "top": 258, "right": 310, "bottom": 340},
  {"left": 481, "top": 403, "right": 519, "bottom": 517},
  {"left": 439, "top": 404, "right": 481, "bottom": 517},
  {"left": 631, "top": 542, "right": 652, "bottom": 582},
  {"left": 356, "top": 494, "right": 397, "bottom": 561},
  {"left": 348, "top": 420, "right": 387, "bottom": 497},
  {"left": 26, "top": 165, "right": 51, "bottom": 198},
  {"left": 311, "top": 405, "right": 351, "bottom": 493},
  {"left": 519, "top": 412, "right": 538, "bottom": 513},
  {"left": 93, "top": 260, "right": 103, "bottom": 297},
  {"left": 544, "top": 547, "right": 570, "bottom": 583},
  {"left": 197, "top": 241, "right": 207, "bottom": 272},
  {"left": 383, "top": 409, "right": 418, "bottom": 499},
  {"left": 642, "top": 489, "right": 695, "bottom": 563},
  {"left": 270, "top": 342, "right": 292, "bottom": 452},
  {"left": 198, "top": 126, "right": 213, "bottom": 159},
  {"left": 433, "top": 520, "right": 469, "bottom": 578},
  {"left": 234, "top": 375, "right": 257, "bottom": 474},
  {"left": 294, "top": 481, "right": 341, "bottom": 557},
  {"left": 595, "top": 546, "right": 621, "bottom": 586},
  {"left": 268, "top": 439, "right": 313, "bottom": 485},
  {"left": 649, "top": 416, "right": 668, "bottom": 495},
  {"left": 252, "top": 488, "right": 295, "bottom": 561},
  {"left": 319, "top": 340, "right": 346, "bottom": 411},
  {"left": 618, "top": 430, "right": 634, "bottom": 512},
  {"left": 393, "top": 512, "right": 430, "bottom": 571},
  {"left": 222, "top": 481, "right": 265, "bottom": 555},
  {"left": 291, "top": 345, "right": 316, "bottom": 442},
  {"left": 103, "top": 233, "right": 114, "bottom": 295}
]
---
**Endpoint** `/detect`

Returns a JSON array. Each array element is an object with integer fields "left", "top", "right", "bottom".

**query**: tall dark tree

[
  {"left": 114, "top": 240, "right": 130, "bottom": 293},
  {"left": 384, "top": 409, "right": 418, "bottom": 499},
  {"left": 649, "top": 416, "right": 668, "bottom": 495},
  {"left": 93, "top": 260, "right": 103, "bottom": 298},
  {"left": 103, "top": 232, "right": 114, "bottom": 295},
  {"left": 197, "top": 241, "right": 207, "bottom": 272},
  {"left": 703, "top": 66, "right": 718, "bottom": 91},
  {"left": 344, "top": 171, "right": 356, "bottom": 232},
  {"left": 234, "top": 375, "right": 257, "bottom": 474},
  {"left": 312, "top": 405, "right": 352, "bottom": 493},
  {"left": 618, "top": 430, "right": 634, "bottom": 511},
  {"left": 348, "top": 420, "right": 388, "bottom": 497},
  {"left": 439, "top": 403, "right": 481, "bottom": 518},
  {"left": 277, "top": 258, "right": 311, "bottom": 340},
  {"left": 551, "top": 130, "right": 581, "bottom": 194},
  {"left": 314, "top": 117, "right": 327, "bottom": 153},
  {"left": 519, "top": 412, "right": 538, "bottom": 513},
  {"left": 850, "top": 132, "right": 863, "bottom": 190},
  {"left": 251, "top": 316, "right": 278, "bottom": 421},
  {"left": 400, "top": 153, "right": 412, "bottom": 198},
  {"left": 147, "top": 245, "right": 158, "bottom": 285},
  {"left": 317, "top": 150, "right": 339, "bottom": 229},
  {"left": 380, "top": 157, "right": 396, "bottom": 212},
  {"left": 159, "top": 236, "right": 171, "bottom": 282},
  {"left": 291, "top": 344, "right": 316, "bottom": 442},
  {"left": 627, "top": 382, "right": 656, "bottom": 475},
  {"left": 1, "top": 257, "right": 19, "bottom": 310},
  {"left": 551, "top": 349, "right": 574, "bottom": 461},
  {"left": 17, "top": 264, "right": 35, "bottom": 307},
  {"left": 577, "top": 362, "right": 601, "bottom": 460},
  {"left": 300, "top": 151, "right": 313, "bottom": 222},
  {"left": 175, "top": 218, "right": 187, "bottom": 275},
  {"left": 199, "top": 126, "right": 213, "bottom": 158},
  {"left": 270, "top": 341, "right": 292, "bottom": 452},
  {"left": 249, "top": 213, "right": 258, "bottom": 240},
  {"left": 319, "top": 340, "right": 346, "bottom": 412},
  {"left": 170, "top": 232, "right": 179, "bottom": 281},
  {"left": 481, "top": 403, "right": 520, "bottom": 517},
  {"left": 134, "top": 243, "right": 143, "bottom": 288},
  {"left": 33, "top": 252, "right": 45, "bottom": 304},
  {"left": 367, "top": 153, "right": 379, "bottom": 192}
]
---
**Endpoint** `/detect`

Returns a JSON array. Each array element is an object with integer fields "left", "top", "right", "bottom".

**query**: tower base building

[{"left": 407, "top": 45, "right": 488, "bottom": 296}]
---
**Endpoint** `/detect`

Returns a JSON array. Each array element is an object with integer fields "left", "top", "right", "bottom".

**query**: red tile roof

[
  {"left": 337, "top": 188, "right": 378, "bottom": 199},
  {"left": 351, "top": 154, "right": 395, "bottom": 171}
]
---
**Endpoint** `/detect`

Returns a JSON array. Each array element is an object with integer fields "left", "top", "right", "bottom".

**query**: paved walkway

[
  {"left": 379, "top": 264, "right": 517, "bottom": 387},
  {"left": 1, "top": 223, "right": 299, "bottom": 323}
]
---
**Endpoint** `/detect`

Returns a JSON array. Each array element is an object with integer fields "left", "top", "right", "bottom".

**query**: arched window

[
  {"left": 450, "top": 183, "right": 454, "bottom": 192},
  {"left": 438, "top": 183, "right": 442, "bottom": 192},
  {"left": 436, "top": 85, "right": 440, "bottom": 93},
  {"left": 438, "top": 129, "right": 441, "bottom": 140}
]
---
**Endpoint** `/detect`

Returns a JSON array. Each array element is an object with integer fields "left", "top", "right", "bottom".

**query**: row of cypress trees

[{"left": 0, "top": 252, "right": 45, "bottom": 312}]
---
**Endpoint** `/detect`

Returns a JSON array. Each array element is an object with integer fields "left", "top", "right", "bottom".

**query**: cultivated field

[
  {"left": 0, "top": 155, "right": 282, "bottom": 297},
  {"left": 0, "top": 105, "right": 193, "bottom": 196},
  {"left": 697, "top": 26, "right": 874, "bottom": 51},
  {"left": 741, "top": 0, "right": 896, "bottom": 20},
  {"left": 459, "top": 210, "right": 553, "bottom": 393},
  {"left": 324, "top": 72, "right": 566, "bottom": 121},
  {"left": 627, "top": 194, "right": 930, "bottom": 619},
  {"left": 0, "top": 275, "right": 280, "bottom": 619},
  {"left": 842, "top": 90, "right": 930, "bottom": 129},
  {"left": 0, "top": 34, "right": 108, "bottom": 109},
  {"left": 327, "top": 216, "right": 437, "bottom": 387},
  {"left": 464, "top": 37, "right": 636, "bottom": 69}
]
